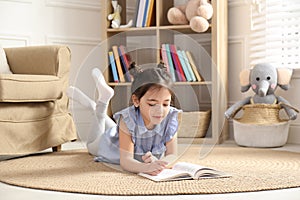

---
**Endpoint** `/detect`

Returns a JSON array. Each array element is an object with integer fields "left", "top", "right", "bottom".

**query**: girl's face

[{"left": 132, "top": 86, "right": 172, "bottom": 130}]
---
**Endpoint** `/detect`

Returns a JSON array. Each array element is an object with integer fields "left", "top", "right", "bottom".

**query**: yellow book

[
  {"left": 112, "top": 45, "right": 125, "bottom": 82},
  {"left": 146, "top": 0, "right": 154, "bottom": 27},
  {"left": 185, "top": 51, "right": 203, "bottom": 81}
]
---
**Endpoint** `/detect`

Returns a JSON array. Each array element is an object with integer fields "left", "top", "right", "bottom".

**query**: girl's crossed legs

[{"left": 67, "top": 68, "right": 115, "bottom": 156}]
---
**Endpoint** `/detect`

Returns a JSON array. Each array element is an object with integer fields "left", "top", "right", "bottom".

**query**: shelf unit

[{"left": 101, "top": 0, "right": 228, "bottom": 144}]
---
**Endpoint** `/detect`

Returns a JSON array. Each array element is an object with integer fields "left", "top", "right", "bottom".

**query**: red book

[
  {"left": 118, "top": 45, "right": 132, "bottom": 82},
  {"left": 169, "top": 44, "right": 186, "bottom": 82},
  {"left": 119, "top": 45, "right": 133, "bottom": 81}
]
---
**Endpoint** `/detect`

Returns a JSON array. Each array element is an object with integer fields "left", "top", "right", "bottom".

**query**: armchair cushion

[
  {"left": 4, "top": 45, "right": 70, "bottom": 76},
  {"left": 0, "top": 74, "right": 61, "bottom": 102},
  {"left": 0, "top": 101, "right": 55, "bottom": 122}
]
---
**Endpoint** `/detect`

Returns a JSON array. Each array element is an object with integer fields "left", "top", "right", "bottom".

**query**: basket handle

[{"left": 278, "top": 102, "right": 299, "bottom": 113}]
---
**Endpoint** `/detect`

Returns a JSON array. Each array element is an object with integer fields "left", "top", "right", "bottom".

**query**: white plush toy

[
  {"left": 107, "top": 0, "right": 133, "bottom": 28},
  {"left": 167, "top": 0, "right": 213, "bottom": 33}
]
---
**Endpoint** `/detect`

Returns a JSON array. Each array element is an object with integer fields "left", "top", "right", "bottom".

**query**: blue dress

[{"left": 94, "top": 105, "right": 181, "bottom": 164}]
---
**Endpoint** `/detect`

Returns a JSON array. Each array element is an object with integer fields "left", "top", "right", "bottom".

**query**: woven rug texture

[{"left": 0, "top": 146, "right": 299, "bottom": 195}]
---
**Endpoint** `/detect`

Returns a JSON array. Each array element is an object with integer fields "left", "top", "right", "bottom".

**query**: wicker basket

[
  {"left": 177, "top": 110, "right": 211, "bottom": 138},
  {"left": 233, "top": 104, "right": 289, "bottom": 147},
  {"left": 236, "top": 104, "right": 287, "bottom": 124}
]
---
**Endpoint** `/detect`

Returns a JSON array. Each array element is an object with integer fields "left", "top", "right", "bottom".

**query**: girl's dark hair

[
  {"left": 129, "top": 62, "right": 175, "bottom": 104},
  {"left": 129, "top": 62, "right": 173, "bottom": 93}
]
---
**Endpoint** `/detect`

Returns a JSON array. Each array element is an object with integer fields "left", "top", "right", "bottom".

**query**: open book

[{"left": 138, "top": 162, "right": 230, "bottom": 182}]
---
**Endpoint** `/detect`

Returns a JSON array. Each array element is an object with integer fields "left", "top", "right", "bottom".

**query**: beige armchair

[{"left": 0, "top": 45, "right": 77, "bottom": 155}]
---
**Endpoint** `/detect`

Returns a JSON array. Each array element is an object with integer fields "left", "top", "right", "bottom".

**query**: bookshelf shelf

[
  {"left": 107, "top": 25, "right": 210, "bottom": 34},
  {"left": 102, "top": 0, "right": 228, "bottom": 144},
  {"left": 108, "top": 81, "right": 212, "bottom": 87},
  {"left": 107, "top": 26, "right": 158, "bottom": 33}
]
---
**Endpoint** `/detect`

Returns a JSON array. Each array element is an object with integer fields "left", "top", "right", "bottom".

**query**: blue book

[
  {"left": 165, "top": 44, "right": 179, "bottom": 81},
  {"left": 136, "top": 0, "right": 146, "bottom": 27},
  {"left": 142, "top": 0, "right": 149, "bottom": 27},
  {"left": 108, "top": 51, "right": 119, "bottom": 82},
  {"left": 182, "top": 50, "right": 197, "bottom": 81},
  {"left": 177, "top": 50, "right": 193, "bottom": 81}
]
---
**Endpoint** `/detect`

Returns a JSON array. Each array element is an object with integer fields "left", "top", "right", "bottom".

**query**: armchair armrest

[{"left": 4, "top": 45, "right": 71, "bottom": 78}]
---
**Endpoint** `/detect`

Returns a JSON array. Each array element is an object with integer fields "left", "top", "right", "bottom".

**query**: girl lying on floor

[{"left": 67, "top": 63, "right": 180, "bottom": 175}]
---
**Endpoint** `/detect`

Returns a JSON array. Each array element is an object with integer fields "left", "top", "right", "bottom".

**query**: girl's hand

[
  {"left": 144, "top": 160, "right": 168, "bottom": 176},
  {"left": 142, "top": 151, "right": 158, "bottom": 163}
]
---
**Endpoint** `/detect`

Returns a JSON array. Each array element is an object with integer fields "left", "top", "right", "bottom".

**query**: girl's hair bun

[
  {"left": 129, "top": 62, "right": 142, "bottom": 78},
  {"left": 130, "top": 61, "right": 173, "bottom": 93}
]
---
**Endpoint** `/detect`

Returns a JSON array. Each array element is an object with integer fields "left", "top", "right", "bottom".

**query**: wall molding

[
  {"left": 228, "top": 35, "right": 248, "bottom": 68},
  {"left": 227, "top": 36, "right": 248, "bottom": 105},
  {"left": 45, "top": 0, "right": 101, "bottom": 11},
  {"left": 228, "top": 0, "right": 249, "bottom": 7},
  {"left": 46, "top": 35, "right": 101, "bottom": 46},
  {"left": 0, "top": 0, "right": 32, "bottom": 4},
  {"left": 0, "top": 32, "right": 31, "bottom": 47}
]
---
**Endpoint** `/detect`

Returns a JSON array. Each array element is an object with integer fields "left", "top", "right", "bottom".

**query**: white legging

[{"left": 87, "top": 100, "right": 117, "bottom": 156}]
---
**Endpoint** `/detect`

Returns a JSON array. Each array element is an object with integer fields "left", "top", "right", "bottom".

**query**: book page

[
  {"left": 138, "top": 169, "right": 192, "bottom": 182},
  {"left": 139, "top": 162, "right": 231, "bottom": 181},
  {"left": 172, "top": 162, "right": 207, "bottom": 178},
  {"left": 172, "top": 162, "right": 230, "bottom": 179}
]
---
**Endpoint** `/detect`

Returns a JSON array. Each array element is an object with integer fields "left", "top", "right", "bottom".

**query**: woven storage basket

[
  {"left": 236, "top": 104, "right": 287, "bottom": 124},
  {"left": 177, "top": 110, "right": 211, "bottom": 138},
  {"left": 233, "top": 104, "right": 289, "bottom": 147}
]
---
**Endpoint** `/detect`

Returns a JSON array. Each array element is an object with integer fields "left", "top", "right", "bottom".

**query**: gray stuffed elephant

[{"left": 225, "top": 63, "right": 298, "bottom": 120}]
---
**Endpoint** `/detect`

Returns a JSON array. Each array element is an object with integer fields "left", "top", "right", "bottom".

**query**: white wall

[
  {"left": 0, "top": 0, "right": 105, "bottom": 141},
  {"left": 1, "top": 0, "right": 299, "bottom": 144}
]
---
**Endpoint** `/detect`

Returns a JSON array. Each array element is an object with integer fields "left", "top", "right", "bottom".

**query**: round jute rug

[{"left": 0, "top": 146, "right": 299, "bottom": 195}]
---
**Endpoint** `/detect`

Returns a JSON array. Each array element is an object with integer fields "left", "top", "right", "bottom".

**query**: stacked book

[
  {"left": 161, "top": 44, "right": 203, "bottom": 82},
  {"left": 133, "top": 0, "right": 155, "bottom": 27}
]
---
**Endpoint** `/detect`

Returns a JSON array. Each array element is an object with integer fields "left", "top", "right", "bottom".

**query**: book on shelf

[
  {"left": 185, "top": 51, "right": 203, "bottom": 81},
  {"left": 108, "top": 51, "right": 119, "bottom": 82},
  {"left": 138, "top": 162, "right": 230, "bottom": 182},
  {"left": 135, "top": 0, "right": 147, "bottom": 27},
  {"left": 132, "top": 0, "right": 140, "bottom": 27},
  {"left": 161, "top": 44, "right": 204, "bottom": 82},
  {"left": 109, "top": 43, "right": 203, "bottom": 83},
  {"left": 134, "top": 0, "right": 155, "bottom": 27},
  {"left": 161, "top": 44, "right": 176, "bottom": 82},
  {"left": 108, "top": 45, "right": 133, "bottom": 83},
  {"left": 118, "top": 45, "right": 132, "bottom": 82},
  {"left": 165, "top": 44, "right": 179, "bottom": 81},
  {"left": 145, "top": 0, "right": 155, "bottom": 27},
  {"left": 169, "top": 44, "right": 187, "bottom": 82},
  {"left": 112, "top": 45, "right": 125, "bottom": 82},
  {"left": 141, "top": 0, "right": 150, "bottom": 27},
  {"left": 177, "top": 50, "right": 193, "bottom": 82},
  {"left": 181, "top": 50, "right": 197, "bottom": 81}
]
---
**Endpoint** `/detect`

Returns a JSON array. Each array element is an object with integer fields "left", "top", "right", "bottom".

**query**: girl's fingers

[
  {"left": 156, "top": 160, "right": 168, "bottom": 166},
  {"left": 148, "top": 169, "right": 163, "bottom": 176},
  {"left": 142, "top": 151, "right": 152, "bottom": 161},
  {"left": 144, "top": 157, "right": 152, "bottom": 163}
]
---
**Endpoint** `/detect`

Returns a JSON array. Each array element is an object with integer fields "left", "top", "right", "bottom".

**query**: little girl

[{"left": 67, "top": 64, "right": 181, "bottom": 175}]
